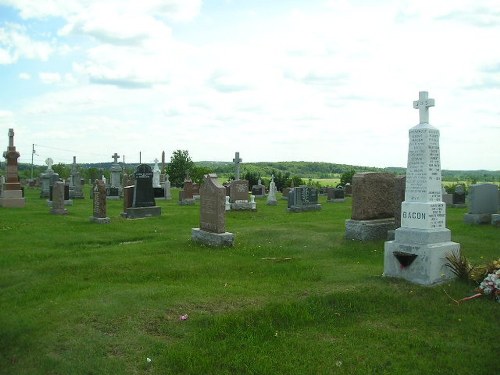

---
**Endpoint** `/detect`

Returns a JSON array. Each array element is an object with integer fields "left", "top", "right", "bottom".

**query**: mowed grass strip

[{"left": 0, "top": 188, "right": 498, "bottom": 374}]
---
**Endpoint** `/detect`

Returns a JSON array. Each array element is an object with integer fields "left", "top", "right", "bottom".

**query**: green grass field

[{"left": 0, "top": 188, "right": 498, "bottom": 374}]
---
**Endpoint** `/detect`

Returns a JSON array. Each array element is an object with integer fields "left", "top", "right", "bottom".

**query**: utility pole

[{"left": 31, "top": 144, "right": 35, "bottom": 180}]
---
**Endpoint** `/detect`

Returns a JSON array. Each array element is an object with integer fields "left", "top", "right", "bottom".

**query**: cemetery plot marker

[{"left": 384, "top": 91, "right": 460, "bottom": 285}]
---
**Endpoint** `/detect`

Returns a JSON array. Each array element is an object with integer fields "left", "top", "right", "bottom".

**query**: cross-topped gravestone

[
  {"left": 45, "top": 158, "right": 54, "bottom": 170},
  {"left": 384, "top": 90, "right": 459, "bottom": 285},
  {"left": 233, "top": 152, "right": 242, "bottom": 180},
  {"left": 413, "top": 91, "right": 434, "bottom": 124},
  {"left": 112, "top": 152, "right": 120, "bottom": 163}
]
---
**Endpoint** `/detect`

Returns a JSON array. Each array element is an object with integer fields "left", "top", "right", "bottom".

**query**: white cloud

[
  {"left": 18, "top": 72, "right": 31, "bottom": 80},
  {"left": 0, "top": 23, "right": 53, "bottom": 64},
  {"left": 39, "top": 72, "right": 61, "bottom": 84}
]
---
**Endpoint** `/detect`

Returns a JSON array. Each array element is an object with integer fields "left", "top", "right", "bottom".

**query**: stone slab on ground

[{"left": 191, "top": 228, "right": 235, "bottom": 247}]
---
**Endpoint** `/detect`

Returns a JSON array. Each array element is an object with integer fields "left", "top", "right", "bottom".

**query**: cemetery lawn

[{"left": 1, "top": 188, "right": 498, "bottom": 375}]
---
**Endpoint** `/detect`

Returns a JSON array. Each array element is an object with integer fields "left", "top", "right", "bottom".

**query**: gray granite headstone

[
  {"left": 192, "top": 174, "right": 234, "bottom": 246},
  {"left": 50, "top": 181, "right": 67, "bottom": 215},
  {"left": 464, "top": 183, "right": 499, "bottom": 224}
]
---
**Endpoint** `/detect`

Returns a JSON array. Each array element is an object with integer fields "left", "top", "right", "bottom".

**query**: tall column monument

[
  {"left": 383, "top": 91, "right": 459, "bottom": 285},
  {"left": 0, "top": 129, "right": 26, "bottom": 207}
]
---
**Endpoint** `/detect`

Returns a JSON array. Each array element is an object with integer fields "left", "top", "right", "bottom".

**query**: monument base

[
  {"left": 0, "top": 189, "right": 25, "bottom": 207},
  {"left": 231, "top": 202, "right": 256, "bottom": 211},
  {"left": 47, "top": 200, "right": 73, "bottom": 206},
  {"left": 464, "top": 213, "right": 492, "bottom": 225},
  {"left": 266, "top": 200, "right": 278, "bottom": 206},
  {"left": 327, "top": 199, "right": 346, "bottom": 203},
  {"left": 90, "top": 216, "right": 110, "bottom": 224},
  {"left": 124, "top": 206, "right": 161, "bottom": 219},
  {"left": 491, "top": 214, "right": 500, "bottom": 227},
  {"left": 288, "top": 204, "right": 322, "bottom": 213},
  {"left": 191, "top": 228, "right": 234, "bottom": 247},
  {"left": 51, "top": 208, "right": 68, "bottom": 215},
  {"left": 451, "top": 203, "right": 466, "bottom": 208},
  {"left": 179, "top": 199, "right": 195, "bottom": 206},
  {"left": 345, "top": 218, "right": 395, "bottom": 241},
  {"left": 384, "top": 228, "right": 460, "bottom": 285},
  {"left": 106, "top": 195, "right": 121, "bottom": 200}
]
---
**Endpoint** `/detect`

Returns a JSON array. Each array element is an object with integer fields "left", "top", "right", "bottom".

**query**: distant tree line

[{"left": 10, "top": 154, "right": 500, "bottom": 188}]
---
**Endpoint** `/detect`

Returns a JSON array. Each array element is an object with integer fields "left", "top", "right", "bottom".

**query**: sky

[{"left": 0, "top": 0, "right": 499, "bottom": 170}]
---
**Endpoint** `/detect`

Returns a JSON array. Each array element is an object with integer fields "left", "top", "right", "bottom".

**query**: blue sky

[{"left": 0, "top": 0, "right": 499, "bottom": 170}]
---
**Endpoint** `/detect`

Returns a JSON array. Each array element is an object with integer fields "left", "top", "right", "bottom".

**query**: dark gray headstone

[
  {"left": 287, "top": 186, "right": 321, "bottom": 212},
  {"left": 133, "top": 164, "right": 155, "bottom": 208}
]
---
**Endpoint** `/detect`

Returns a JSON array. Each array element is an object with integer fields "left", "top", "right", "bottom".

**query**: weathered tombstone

[
  {"left": 48, "top": 181, "right": 72, "bottom": 206},
  {"left": 442, "top": 186, "right": 453, "bottom": 206},
  {"left": 251, "top": 179, "right": 266, "bottom": 198},
  {"left": 192, "top": 174, "right": 235, "bottom": 246},
  {"left": 266, "top": 175, "right": 278, "bottom": 206},
  {"left": 387, "top": 176, "right": 406, "bottom": 240},
  {"left": 90, "top": 180, "right": 110, "bottom": 223},
  {"left": 233, "top": 152, "right": 242, "bottom": 180},
  {"left": 281, "top": 187, "right": 291, "bottom": 200},
  {"left": 452, "top": 185, "right": 466, "bottom": 207},
  {"left": 107, "top": 152, "right": 122, "bottom": 200},
  {"left": 192, "top": 183, "right": 200, "bottom": 200},
  {"left": 123, "top": 164, "right": 161, "bottom": 219},
  {"left": 344, "top": 183, "right": 352, "bottom": 196},
  {"left": 179, "top": 174, "right": 195, "bottom": 205},
  {"left": 0, "top": 128, "right": 25, "bottom": 207},
  {"left": 69, "top": 156, "right": 84, "bottom": 199},
  {"left": 384, "top": 91, "right": 460, "bottom": 285},
  {"left": 287, "top": 185, "right": 321, "bottom": 212},
  {"left": 229, "top": 179, "right": 255, "bottom": 210},
  {"left": 152, "top": 159, "right": 161, "bottom": 188},
  {"left": 327, "top": 186, "right": 345, "bottom": 203},
  {"left": 122, "top": 185, "right": 134, "bottom": 214},
  {"left": 464, "top": 183, "right": 499, "bottom": 224},
  {"left": 50, "top": 181, "right": 68, "bottom": 215},
  {"left": 164, "top": 174, "right": 171, "bottom": 200},
  {"left": 345, "top": 172, "right": 396, "bottom": 240},
  {"left": 40, "top": 158, "right": 59, "bottom": 198}
]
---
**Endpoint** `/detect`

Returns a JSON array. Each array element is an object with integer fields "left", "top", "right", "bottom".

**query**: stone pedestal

[
  {"left": 231, "top": 201, "right": 256, "bottom": 211},
  {"left": 345, "top": 218, "right": 395, "bottom": 241},
  {"left": 288, "top": 204, "right": 321, "bottom": 213},
  {"left": 464, "top": 213, "right": 493, "bottom": 225},
  {"left": 384, "top": 228, "right": 458, "bottom": 285},
  {"left": 90, "top": 217, "right": 110, "bottom": 224},
  {"left": 491, "top": 214, "right": 500, "bottom": 227},
  {"left": 191, "top": 228, "right": 235, "bottom": 247},
  {"left": 123, "top": 206, "right": 161, "bottom": 219},
  {"left": 0, "top": 189, "right": 25, "bottom": 207}
]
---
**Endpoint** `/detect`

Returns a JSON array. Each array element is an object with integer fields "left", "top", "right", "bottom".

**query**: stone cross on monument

[
  {"left": 8, "top": 128, "right": 14, "bottom": 148},
  {"left": 233, "top": 152, "right": 242, "bottom": 180},
  {"left": 45, "top": 158, "right": 54, "bottom": 170},
  {"left": 112, "top": 152, "right": 120, "bottom": 163},
  {"left": 413, "top": 91, "right": 435, "bottom": 124}
]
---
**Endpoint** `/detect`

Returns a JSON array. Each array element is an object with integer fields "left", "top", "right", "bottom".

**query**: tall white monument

[{"left": 383, "top": 91, "right": 460, "bottom": 285}]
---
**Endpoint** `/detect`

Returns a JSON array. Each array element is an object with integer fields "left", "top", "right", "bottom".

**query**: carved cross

[
  {"left": 111, "top": 152, "right": 120, "bottom": 163},
  {"left": 413, "top": 91, "right": 435, "bottom": 124},
  {"left": 8, "top": 128, "right": 14, "bottom": 148},
  {"left": 233, "top": 152, "right": 242, "bottom": 180}
]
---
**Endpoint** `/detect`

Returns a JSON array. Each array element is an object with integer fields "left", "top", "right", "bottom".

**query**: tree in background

[
  {"left": 190, "top": 165, "right": 213, "bottom": 185},
  {"left": 242, "top": 170, "right": 260, "bottom": 187},
  {"left": 52, "top": 163, "right": 70, "bottom": 180},
  {"left": 340, "top": 169, "right": 356, "bottom": 186},
  {"left": 168, "top": 150, "right": 194, "bottom": 187}
]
